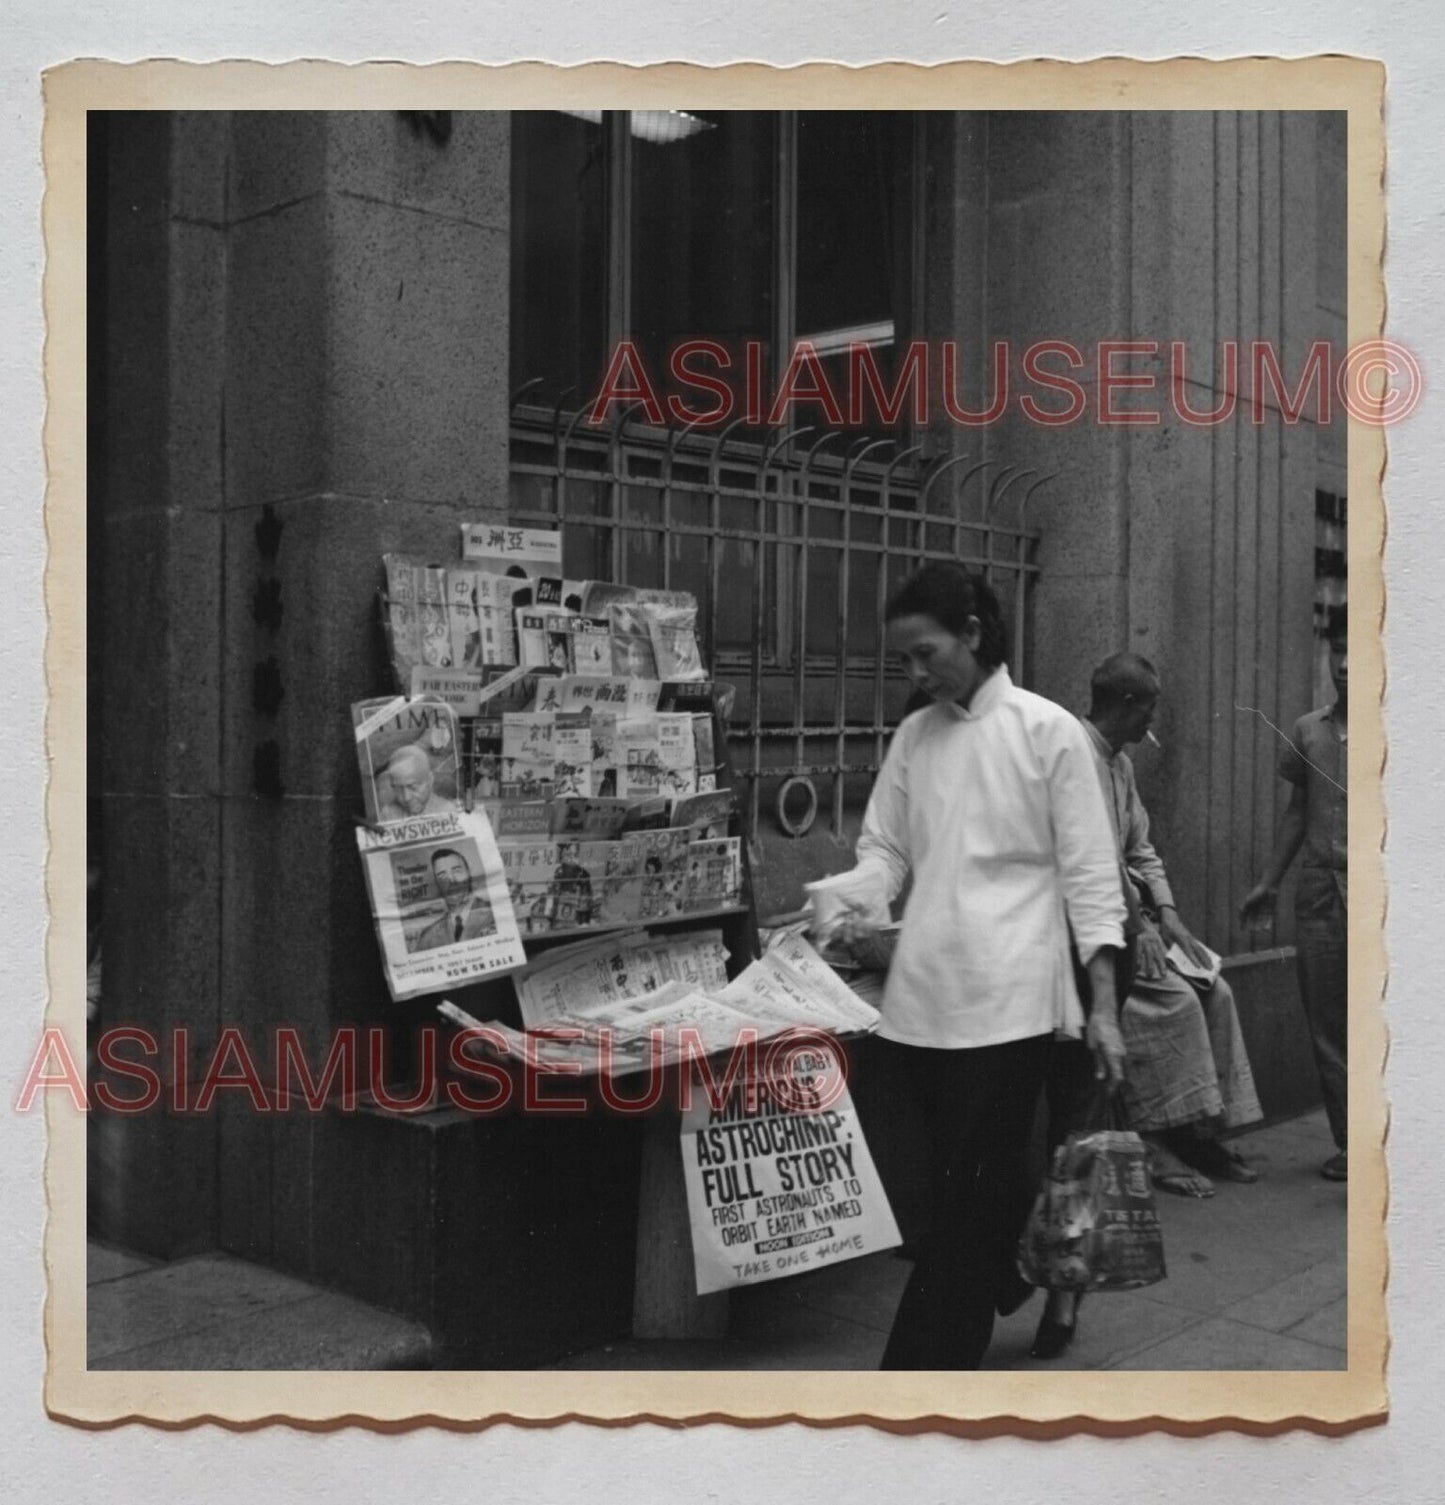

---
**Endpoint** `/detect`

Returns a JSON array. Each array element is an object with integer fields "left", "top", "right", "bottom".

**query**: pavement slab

[
  {"left": 1106, "top": 1314, "right": 1346, "bottom": 1371},
  {"left": 86, "top": 1110, "right": 1346, "bottom": 1373},
  {"left": 89, "top": 1290, "right": 434, "bottom": 1371}
]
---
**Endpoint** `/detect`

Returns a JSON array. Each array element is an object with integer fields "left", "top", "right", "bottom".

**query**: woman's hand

[
  {"left": 836, "top": 908, "right": 881, "bottom": 949},
  {"left": 1086, "top": 1010, "right": 1127, "bottom": 1091},
  {"left": 1082, "top": 945, "right": 1126, "bottom": 1092}
]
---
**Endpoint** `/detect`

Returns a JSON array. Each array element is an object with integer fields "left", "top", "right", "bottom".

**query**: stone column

[
  {"left": 95, "top": 111, "right": 514, "bottom": 1262},
  {"left": 217, "top": 111, "right": 512, "bottom": 1265},
  {"left": 94, "top": 111, "right": 230, "bottom": 1255}
]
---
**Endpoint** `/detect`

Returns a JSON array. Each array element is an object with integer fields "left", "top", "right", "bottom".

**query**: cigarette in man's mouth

[{"left": 1145, "top": 730, "right": 1162, "bottom": 749}]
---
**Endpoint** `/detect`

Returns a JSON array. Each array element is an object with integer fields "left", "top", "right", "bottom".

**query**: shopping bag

[{"left": 1016, "top": 1098, "right": 1167, "bottom": 1293}]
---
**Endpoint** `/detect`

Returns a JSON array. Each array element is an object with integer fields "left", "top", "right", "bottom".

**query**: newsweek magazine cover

[
  {"left": 356, "top": 808, "right": 525, "bottom": 1001},
  {"left": 352, "top": 695, "right": 461, "bottom": 826}
]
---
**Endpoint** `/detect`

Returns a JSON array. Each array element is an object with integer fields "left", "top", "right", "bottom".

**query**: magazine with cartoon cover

[
  {"left": 447, "top": 567, "right": 485, "bottom": 671},
  {"left": 656, "top": 678, "right": 715, "bottom": 713},
  {"left": 615, "top": 714, "right": 664, "bottom": 799},
  {"left": 463, "top": 714, "right": 504, "bottom": 802},
  {"left": 670, "top": 788, "right": 735, "bottom": 839},
  {"left": 500, "top": 711, "right": 555, "bottom": 800},
  {"left": 633, "top": 827, "right": 689, "bottom": 917},
  {"left": 551, "top": 713, "right": 593, "bottom": 799},
  {"left": 644, "top": 600, "right": 706, "bottom": 681},
  {"left": 591, "top": 837, "right": 647, "bottom": 924},
  {"left": 550, "top": 796, "right": 633, "bottom": 840},
  {"left": 499, "top": 837, "right": 562, "bottom": 936},
  {"left": 356, "top": 808, "right": 525, "bottom": 1002},
  {"left": 416, "top": 564, "right": 453, "bottom": 668},
  {"left": 545, "top": 836, "right": 604, "bottom": 929},
  {"left": 526, "top": 575, "right": 568, "bottom": 613},
  {"left": 542, "top": 613, "right": 575, "bottom": 674},
  {"left": 655, "top": 711, "right": 699, "bottom": 798},
  {"left": 609, "top": 602, "right": 660, "bottom": 680},
  {"left": 516, "top": 609, "right": 551, "bottom": 671},
  {"left": 586, "top": 711, "right": 620, "bottom": 798},
  {"left": 381, "top": 552, "right": 421, "bottom": 686},
  {"left": 568, "top": 615, "right": 613, "bottom": 676},
  {"left": 476, "top": 571, "right": 521, "bottom": 665},
  {"left": 353, "top": 695, "right": 461, "bottom": 826},
  {"left": 684, "top": 836, "right": 743, "bottom": 912},
  {"left": 579, "top": 579, "right": 638, "bottom": 619},
  {"left": 691, "top": 712, "right": 717, "bottom": 793}
]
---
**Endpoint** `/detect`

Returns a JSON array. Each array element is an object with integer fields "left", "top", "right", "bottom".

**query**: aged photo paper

[{"left": 44, "top": 56, "right": 1387, "bottom": 1431}]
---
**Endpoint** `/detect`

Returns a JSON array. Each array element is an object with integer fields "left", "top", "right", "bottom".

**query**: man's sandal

[
  {"left": 1183, "top": 1138, "right": 1260, "bottom": 1184},
  {"left": 1152, "top": 1168, "right": 1216, "bottom": 1199}
]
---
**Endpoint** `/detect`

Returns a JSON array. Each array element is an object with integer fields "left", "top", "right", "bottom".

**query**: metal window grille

[{"left": 508, "top": 395, "right": 1045, "bottom": 840}]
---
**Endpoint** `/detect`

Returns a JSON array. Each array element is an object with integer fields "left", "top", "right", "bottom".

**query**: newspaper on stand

[
  {"left": 358, "top": 808, "right": 525, "bottom": 1001},
  {"left": 484, "top": 932, "right": 878, "bottom": 1078}
]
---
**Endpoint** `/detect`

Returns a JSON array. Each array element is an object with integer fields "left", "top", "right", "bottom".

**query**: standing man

[{"left": 1242, "top": 607, "right": 1348, "bottom": 1181}]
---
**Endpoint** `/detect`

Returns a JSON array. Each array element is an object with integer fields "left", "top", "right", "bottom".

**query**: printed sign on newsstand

[{"left": 680, "top": 1070, "right": 901, "bottom": 1294}]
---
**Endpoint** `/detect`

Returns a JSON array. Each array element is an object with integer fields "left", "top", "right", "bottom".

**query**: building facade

[{"left": 88, "top": 109, "right": 1346, "bottom": 1362}]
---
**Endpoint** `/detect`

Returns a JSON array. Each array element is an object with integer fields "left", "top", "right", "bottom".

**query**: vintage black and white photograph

[{"left": 52, "top": 60, "right": 1384, "bottom": 1426}]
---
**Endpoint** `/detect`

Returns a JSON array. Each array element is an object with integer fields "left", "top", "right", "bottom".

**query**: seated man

[{"left": 1083, "top": 653, "right": 1263, "bottom": 1195}]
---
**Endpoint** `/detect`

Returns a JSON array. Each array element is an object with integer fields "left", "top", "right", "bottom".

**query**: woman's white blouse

[{"left": 856, "top": 668, "right": 1127, "bottom": 1049}]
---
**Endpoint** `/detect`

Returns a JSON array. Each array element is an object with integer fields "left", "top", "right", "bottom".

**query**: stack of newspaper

[{"left": 438, "top": 931, "right": 880, "bottom": 1078}]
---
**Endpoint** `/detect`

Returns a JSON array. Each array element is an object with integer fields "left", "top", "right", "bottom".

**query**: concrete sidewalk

[
  {"left": 87, "top": 1109, "right": 1345, "bottom": 1371},
  {"left": 551, "top": 1108, "right": 1347, "bottom": 1371},
  {"left": 87, "top": 1246, "right": 435, "bottom": 1370}
]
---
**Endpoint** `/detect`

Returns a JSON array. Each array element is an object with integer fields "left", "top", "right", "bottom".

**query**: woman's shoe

[
  {"left": 1030, "top": 1293, "right": 1083, "bottom": 1360},
  {"left": 996, "top": 1271, "right": 1038, "bottom": 1317}
]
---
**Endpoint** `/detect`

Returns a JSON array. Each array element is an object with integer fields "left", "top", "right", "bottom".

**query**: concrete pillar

[
  {"left": 95, "top": 110, "right": 514, "bottom": 1261},
  {"left": 216, "top": 111, "right": 512, "bottom": 1263},
  {"left": 94, "top": 111, "right": 230, "bottom": 1255}
]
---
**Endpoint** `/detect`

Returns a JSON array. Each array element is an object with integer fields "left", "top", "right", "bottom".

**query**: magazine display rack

[{"left": 353, "top": 525, "right": 767, "bottom": 1346}]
